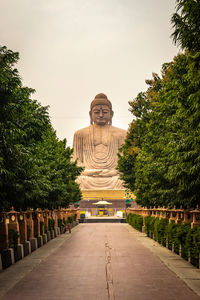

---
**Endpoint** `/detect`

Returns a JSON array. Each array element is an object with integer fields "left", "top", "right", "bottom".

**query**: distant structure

[
  {"left": 73, "top": 93, "right": 126, "bottom": 190},
  {"left": 72, "top": 93, "right": 128, "bottom": 216}
]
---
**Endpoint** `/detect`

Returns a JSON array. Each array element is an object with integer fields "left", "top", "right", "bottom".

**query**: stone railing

[
  {"left": 0, "top": 207, "right": 80, "bottom": 270},
  {"left": 126, "top": 205, "right": 200, "bottom": 228}
]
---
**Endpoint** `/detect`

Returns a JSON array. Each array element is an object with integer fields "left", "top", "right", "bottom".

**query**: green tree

[
  {"left": 171, "top": 0, "right": 200, "bottom": 52},
  {"left": 32, "top": 129, "right": 83, "bottom": 209},
  {"left": 0, "top": 46, "right": 50, "bottom": 209},
  {"left": 0, "top": 46, "right": 82, "bottom": 211},
  {"left": 135, "top": 52, "right": 200, "bottom": 208},
  {"left": 118, "top": 0, "right": 200, "bottom": 209},
  {"left": 117, "top": 74, "right": 162, "bottom": 193}
]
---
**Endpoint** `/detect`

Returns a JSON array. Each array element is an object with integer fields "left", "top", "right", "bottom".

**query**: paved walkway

[{"left": 0, "top": 224, "right": 200, "bottom": 300}]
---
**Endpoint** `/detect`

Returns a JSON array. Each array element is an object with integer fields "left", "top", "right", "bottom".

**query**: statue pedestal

[
  {"left": 81, "top": 189, "right": 125, "bottom": 200},
  {"left": 79, "top": 189, "right": 126, "bottom": 217}
]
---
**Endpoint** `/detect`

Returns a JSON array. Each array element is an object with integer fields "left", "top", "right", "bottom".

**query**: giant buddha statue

[{"left": 72, "top": 93, "right": 126, "bottom": 190}]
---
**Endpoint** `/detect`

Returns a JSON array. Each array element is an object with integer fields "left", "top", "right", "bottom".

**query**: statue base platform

[
  {"left": 78, "top": 190, "right": 136, "bottom": 217},
  {"left": 79, "top": 190, "right": 127, "bottom": 216},
  {"left": 81, "top": 189, "right": 125, "bottom": 200}
]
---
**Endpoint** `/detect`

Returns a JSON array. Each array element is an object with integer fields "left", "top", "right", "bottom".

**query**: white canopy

[{"left": 93, "top": 200, "right": 112, "bottom": 205}]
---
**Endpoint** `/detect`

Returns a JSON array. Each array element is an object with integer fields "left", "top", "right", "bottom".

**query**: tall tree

[
  {"left": 119, "top": 52, "right": 200, "bottom": 208},
  {"left": 117, "top": 74, "right": 162, "bottom": 193},
  {"left": 118, "top": 0, "right": 200, "bottom": 208},
  {"left": 171, "top": 0, "right": 200, "bottom": 52},
  {"left": 0, "top": 46, "right": 82, "bottom": 211}
]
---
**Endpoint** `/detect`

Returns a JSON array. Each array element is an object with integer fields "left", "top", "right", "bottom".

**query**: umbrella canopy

[{"left": 93, "top": 200, "right": 112, "bottom": 205}]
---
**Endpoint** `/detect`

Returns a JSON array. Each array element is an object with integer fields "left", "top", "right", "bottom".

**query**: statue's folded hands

[
  {"left": 81, "top": 169, "right": 102, "bottom": 176},
  {"left": 99, "top": 169, "right": 118, "bottom": 177},
  {"left": 82, "top": 168, "right": 118, "bottom": 177}
]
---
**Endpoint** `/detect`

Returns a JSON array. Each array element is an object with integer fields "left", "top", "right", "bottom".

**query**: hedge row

[
  {"left": 126, "top": 213, "right": 143, "bottom": 232},
  {"left": 127, "top": 213, "right": 200, "bottom": 268}
]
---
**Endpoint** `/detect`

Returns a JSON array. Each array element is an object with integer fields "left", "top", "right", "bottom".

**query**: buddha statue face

[
  {"left": 90, "top": 94, "right": 114, "bottom": 126},
  {"left": 90, "top": 104, "right": 113, "bottom": 126}
]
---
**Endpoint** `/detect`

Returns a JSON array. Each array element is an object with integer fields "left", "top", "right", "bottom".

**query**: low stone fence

[
  {"left": 126, "top": 205, "right": 200, "bottom": 228},
  {"left": 0, "top": 207, "right": 80, "bottom": 270}
]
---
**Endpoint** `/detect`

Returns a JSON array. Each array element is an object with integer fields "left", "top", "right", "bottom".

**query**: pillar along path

[{"left": 0, "top": 223, "right": 199, "bottom": 300}]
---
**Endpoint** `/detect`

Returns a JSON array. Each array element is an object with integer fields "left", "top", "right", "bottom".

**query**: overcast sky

[{"left": 0, "top": 0, "right": 179, "bottom": 147}]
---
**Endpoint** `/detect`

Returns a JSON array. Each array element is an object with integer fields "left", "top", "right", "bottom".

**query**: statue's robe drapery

[{"left": 73, "top": 124, "right": 126, "bottom": 189}]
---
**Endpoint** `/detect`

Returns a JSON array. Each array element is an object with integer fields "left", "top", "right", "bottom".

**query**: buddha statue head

[{"left": 90, "top": 93, "right": 114, "bottom": 125}]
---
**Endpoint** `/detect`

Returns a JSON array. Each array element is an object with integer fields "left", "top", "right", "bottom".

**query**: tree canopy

[
  {"left": 0, "top": 46, "right": 83, "bottom": 211},
  {"left": 171, "top": 0, "right": 200, "bottom": 52},
  {"left": 118, "top": 0, "right": 200, "bottom": 208}
]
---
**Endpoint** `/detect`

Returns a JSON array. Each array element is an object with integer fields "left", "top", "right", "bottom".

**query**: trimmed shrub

[
  {"left": 133, "top": 214, "right": 200, "bottom": 268},
  {"left": 165, "top": 222, "right": 177, "bottom": 251},
  {"left": 58, "top": 218, "right": 63, "bottom": 229},
  {"left": 127, "top": 213, "right": 143, "bottom": 232},
  {"left": 144, "top": 216, "right": 156, "bottom": 238},
  {"left": 68, "top": 216, "right": 73, "bottom": 224},
  {"left": 154, "top": 218, "right": 169, "bottom": 246},
  {"left": 185, "top": 226, "right": 200, "bottom": 268},
  {"left": 40, "top": 221, "right": 44, "bottom": 235},
  {"left": 48, "top": 218, "right": 55, "bottom": 232},
  {"left": 8, "top": 229, "right": 19, "bottom": 250}
]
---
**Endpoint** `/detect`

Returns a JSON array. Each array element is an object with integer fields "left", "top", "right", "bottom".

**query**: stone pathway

[{"left": 0, "top": 223, "right": 200, "bottom": 300}]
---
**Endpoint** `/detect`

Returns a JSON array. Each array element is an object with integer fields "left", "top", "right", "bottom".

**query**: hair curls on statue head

[{"left": 90, "top": 93, "right": 112, "bottom": 111}]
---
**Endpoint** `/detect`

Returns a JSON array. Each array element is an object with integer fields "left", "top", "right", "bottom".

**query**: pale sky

[{"left": 0, "top": 0, "right": 179, "bottom": 147}]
